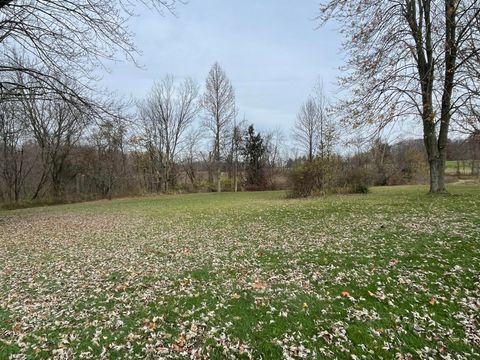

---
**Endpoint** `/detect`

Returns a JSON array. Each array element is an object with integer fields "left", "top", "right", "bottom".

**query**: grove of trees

[
  {"left": 1, "top": 0, "right": 479, "bottom": 205},
  {"left": 318, "top": 0, "right": 480, "bottom": 193}
]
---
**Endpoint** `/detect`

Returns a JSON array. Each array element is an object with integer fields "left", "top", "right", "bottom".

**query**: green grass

[
  {"left": 445, "top": 160, "right": 479, "bottom": 175},
  {"left": 1, "top": 185, "right": 479, "bottom": 359}
]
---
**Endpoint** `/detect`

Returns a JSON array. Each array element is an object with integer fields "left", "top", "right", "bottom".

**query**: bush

[
  {"left": 220, "top": 176, "right": 233, "bottom": 192},
  {"left": 287, "top": 160, "right": 326, "bottom": 198},
  {"left": 341, "top": 166, "right": 371, "bottom": 194},
  {"left": 343, "top": 164, "right": 373, "bottom": 194},
  {"left": 193, "top": 180, "right": 215, "bottom": 192},
  {"left": 287, "top": 158, "right": 371, "bottom": 198}
]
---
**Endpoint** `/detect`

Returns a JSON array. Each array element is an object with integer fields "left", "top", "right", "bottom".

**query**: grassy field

[
  {"left": 446, "top": 160, "right": 479, "bottom": 175},
  {"left": 1, "top": 185, "right": 479, "bottom": 359}
]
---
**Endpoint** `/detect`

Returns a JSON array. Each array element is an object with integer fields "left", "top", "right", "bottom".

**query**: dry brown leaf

[
  {"left": 321, "top": 333, "right": 332, "bottom": 343},
  {"left": 252, "top": 279, "right": 267, "bottom": 290},
  {"left": 175, "top": 335, "right": 186, "bottom": 348},
  {"left": 389, "top": 258, "right": 400, "bottom": 266},
  {"left": 143, "top": 320, "right": 157, "bottom": 331},
  {"left": 156, "top": 346, "right": 169, "bottom": 354}
]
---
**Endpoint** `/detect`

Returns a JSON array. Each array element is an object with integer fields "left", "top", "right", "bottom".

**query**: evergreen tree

[{"left": 243, "top": 125, "right": 266, "bottom": 189}]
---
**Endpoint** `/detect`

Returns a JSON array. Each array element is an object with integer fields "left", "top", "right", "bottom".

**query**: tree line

[
  {"left": 0, "top": 61, "right": 290, "bottom": 204},
  {"left": 1, "top": 0, "right": 479, "bottom": 205},
  {"left": 2, "top": 60, "right": 460, "bottom": 204}
]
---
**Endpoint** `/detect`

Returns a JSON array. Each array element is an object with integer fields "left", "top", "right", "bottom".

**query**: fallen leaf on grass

[
  {"left": 252, "top": 279, "right": 267, "bottom": 290},
  {"left": 389, "top": 258, "right": 399, "bottom": 266},
  {"left": 156, "top": 346, "right": 169, "bottom": 354},
  {"left": 143, "top": 320, "right": 157, "bottom": 331},
  {"left": 172, "top": 335, "right": 186, "bottom": 352},
  {"left": 319, "top": 331, "right": 332, "bottom": 343}
]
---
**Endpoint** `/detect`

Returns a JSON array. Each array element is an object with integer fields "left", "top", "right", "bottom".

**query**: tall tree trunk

[
  {"left": 423, "top": 118, "right": 446, "bottom": 193},
  {"left": 215, "top": 129, "right": 221, "bottom": 193},
  {"left": 429, "top": 157, "right": 446, "bottom": 193},
  {"left": 32, "top": 170, "right": 48, "bottom": 200},
  {"left": 233, "top": 154, "right": 238, "bottom": 192},
  {"left": 409, "top": 0, "right": 450, "bottom": 193},
  {"left": 308, "top": 137, "right": 313, "bottom": 163},
  {"left": 426, "top": 0, "right": 457, "bottom": 194},
  {"left": 216, "top": 166, "right": 221, "bottom": 193},
  {"left": 164, "top": 164, "right": 169, "bottom": 193}
]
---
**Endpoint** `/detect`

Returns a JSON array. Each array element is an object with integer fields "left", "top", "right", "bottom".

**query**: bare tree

[
  {"left": 0, "top": 0, "right": 180, "bottom": 103},
  {"left": 229, "top": 120, "right": 245, "bottom": 192},
  {"left": 264, "top": 128, "right": 286, "bottom": 169},
  {"left": 318, "top": 0, "right": 480, "bottom": 193},
  {"left": 314, "top": 82, "right": 337, "bottom": 160},
  {"left": 140, "top": 76, "right": 200, "bottom": 192},
  {"left": 3, "top": 68, "right": 94, "bottom": 200},
  {"left": 90, "top": 120, "right": 127, "bottom": 199},
  {"left": 0, "top": 99, "right": 32, "bottom": 203},
  {"left": 294, "top": 98, "right": 318, "bottom": 163},
  {"left": 263, "top": 127, "right": 286, "bottom": 189},
  {"left": 180, "top": 127, "right": 204, "bottom": 189},
  {"left": 202, "top": 62, "right": 236, "bottom": 192},
  {"left": 21, "top": 86, "right": 90, "bottom": 199},
  {"left": 456, "top": 102, "right": 480, "bottom": 136},
  {"left": 293, "top": 81, "right": 335, "bottom": 162}
]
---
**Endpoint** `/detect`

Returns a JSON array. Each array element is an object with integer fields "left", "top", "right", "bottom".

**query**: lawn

[
  {"left": 1, "top": 185, "right": 479, "bottom": 359},
  {"left": 446, "top": 160, "right": 479, "bottom": 175}
]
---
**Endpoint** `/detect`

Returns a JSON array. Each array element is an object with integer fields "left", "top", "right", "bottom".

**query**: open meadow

[
  {"left": 445, "top": 161, "right": 480, "bottom": 176},
  {"left": 1, "top": 185, "right": 479, "bottom": 359}
]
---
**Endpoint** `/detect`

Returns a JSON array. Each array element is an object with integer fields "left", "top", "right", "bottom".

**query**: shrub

[
  {"left": 220, "top": 176, "right": 233, "bottom": 192},
  {"left": 287, "top": 160, "right": 326, "bottom": 198},
  {"left": 342, "top": 166, "right": 371, "bottom": 194},
  {"left": 287, "top": 158, "right": 371, "bottom": 198},
  {"left": 193, "top": 180, "right": 215, "bottom": 192}
]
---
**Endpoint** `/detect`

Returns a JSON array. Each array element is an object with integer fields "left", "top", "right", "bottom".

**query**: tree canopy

[{"left": 318, "top": 0, "right": 480, "bottom": 192}]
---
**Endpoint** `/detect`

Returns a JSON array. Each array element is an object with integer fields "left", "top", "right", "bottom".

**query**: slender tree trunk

[
  {"left": 215, "top": 129, "right": 221, "bottom": 193},
  {"left": 14, "top": 180, "right": 20, "bottom": 203},
  {"left": 32, "top": 170, "right": 48, "bottom": 200},
  {"left": 216, "top": 167, "right": 221, "bottom": 193},
  {"left": 233, "top": 153, "right": 238, "bottom": 192},
  {"left": 108, "top": 175, "right": 113, "bottom": 200},
  {"left": 308, "top": 137, "right": 313, "bottom": 163},
  {"left": 164, "top": 164, "right": 169, "bottom": 193}
]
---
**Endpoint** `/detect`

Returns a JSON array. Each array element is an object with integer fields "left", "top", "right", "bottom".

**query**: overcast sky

[{"left": 101, "top": 0, "right": 343, "bottom": 134}]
